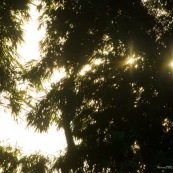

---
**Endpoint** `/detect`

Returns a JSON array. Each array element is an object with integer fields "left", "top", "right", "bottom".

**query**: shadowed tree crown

[{"left": 1, "top": 0, "right": 173, "bottom": 172}]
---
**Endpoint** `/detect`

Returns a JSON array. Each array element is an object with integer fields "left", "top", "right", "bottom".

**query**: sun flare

[
  {"left": 126, "top": 57, "right": 135, "bottom": 65},
  {"left": 170, "top": 61, "right": 173, "bottom": 67}
]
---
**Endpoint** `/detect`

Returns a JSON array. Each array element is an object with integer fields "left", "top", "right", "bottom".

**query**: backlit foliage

[
  {"left": 0, "top": 0, "right": 30, "bottom": 115},
  {"left": 25, "top": 0, "right": 173, "bottom": 172},
  {"left": 1, "top": 0, "right": 173, "bottom": 172}
]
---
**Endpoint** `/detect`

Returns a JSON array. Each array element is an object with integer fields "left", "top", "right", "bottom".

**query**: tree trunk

[{"left": 62, "top": 115, "right": 74, "bottom": 150}]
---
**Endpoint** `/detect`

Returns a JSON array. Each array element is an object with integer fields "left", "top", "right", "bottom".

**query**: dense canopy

[{"left": 1, "top": 0, "right": 173, "bottom": 172}]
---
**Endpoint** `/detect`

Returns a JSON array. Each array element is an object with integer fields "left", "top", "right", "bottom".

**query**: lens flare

[
  {"left": 126, "top": 58, "right": 135, "bottom": 65},
  {"left": 170, "top": 61, "right": 173, "bottom": 67}
]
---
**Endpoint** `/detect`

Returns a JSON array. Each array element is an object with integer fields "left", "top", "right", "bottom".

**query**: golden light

[
  {"left": 43, "top": 68, "right": 66, "bottom": 91},
  {"left": 126, "top": 57, "right": 135, "bottom": 65},
  {"left": 170, "top": 61, "right": 173, "bottom": 68},
  {"left": 162, "top": 118, "right": 173, "bottom": 132},
  {"left": 131, "top": 141, "right": 140, "bottom": 154},
  {"left": 125, "top": 54, "right": 143, "bottom": 69},
  {"left": 80, "top": 64, "right": 91, "bottom": 76},
  {"left": 134, "top": 64, "right": 138, "bottom": 69},
  {"left": 94, "top": 58, "right": 102, "bottom": 65}
]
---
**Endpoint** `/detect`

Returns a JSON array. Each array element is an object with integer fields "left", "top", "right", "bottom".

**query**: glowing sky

[{"left": 0, "top": 2, "right": 66, "bottom": 156}]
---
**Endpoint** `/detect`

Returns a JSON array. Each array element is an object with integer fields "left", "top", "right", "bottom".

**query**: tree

[
  {"left": 24, "top": 0, "right": 173, "bottom": 172},
  {"left": 1, "top": 0, "right": 173, "bottom": 172},
  {"left": 0, "top": 1, "right": 47, "bottom": 172},
  {"left": 0, "top": 1, "right": 50, "bottom": 173},
  {"left": 0, "top": 0, "right": 30, "bottom": 114},
  {"left": 23, "top": 0, "right": 173, "bottom": 172},
  {"left": 0, "top": 145, "right": 49, "bottom": 173}
]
